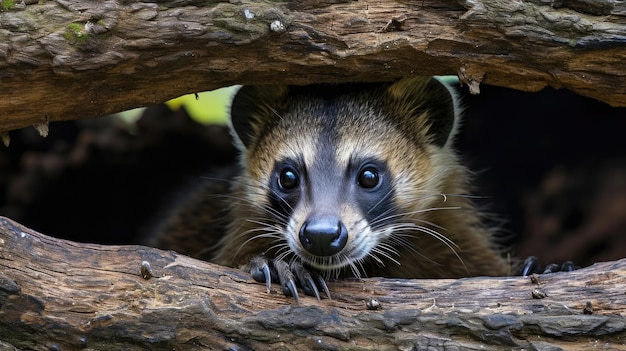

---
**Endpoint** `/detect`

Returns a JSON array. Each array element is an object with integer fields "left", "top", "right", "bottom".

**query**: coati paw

[
  {"left": 520, "top": 256, "right": 578, "bottom": 276},
  {"left": 245, "top": 254, "right": 330, "bottom": 302}
]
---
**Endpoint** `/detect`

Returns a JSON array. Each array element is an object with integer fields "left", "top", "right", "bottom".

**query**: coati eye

[
  {"left": 278, "top": 168, "right": 299, "bottom": 190},
  {"left": 358, "top": 167, "right": 380, "bottom": 189}
]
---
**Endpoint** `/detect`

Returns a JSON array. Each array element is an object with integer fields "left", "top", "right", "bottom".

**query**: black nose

[{"left": 299, "top": 215, "right": 348, "bottom": 256}]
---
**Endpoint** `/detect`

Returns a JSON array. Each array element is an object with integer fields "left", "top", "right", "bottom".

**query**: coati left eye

[
  {"left": 278, "top": 168, "right": 299, "bottom": 190},
  {"left": 358, "top": 167, "right": 380, "bottom": 189}
]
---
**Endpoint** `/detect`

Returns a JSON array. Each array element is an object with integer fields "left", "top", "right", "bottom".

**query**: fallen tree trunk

[
  {"left": 0, "top": 216, "right": 625, "bottom": 350},
  {"left": 1, "top": 0, "right": 625, "bottom": 135}
]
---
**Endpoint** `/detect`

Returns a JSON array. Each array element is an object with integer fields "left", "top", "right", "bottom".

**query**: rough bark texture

[
  {"left": 1, "top": 216, "right": 625, "bottom": 350},
  {"left": 1, "top": 0, "right": 625, "bottom": 135}
]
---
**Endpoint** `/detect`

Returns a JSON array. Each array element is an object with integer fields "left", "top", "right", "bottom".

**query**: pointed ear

[
  {"left": 229, "top": 85, "right": 290, "bottom": 149},
  {"left": 386, "top": 77, "right": 459, "bottom": 147}
]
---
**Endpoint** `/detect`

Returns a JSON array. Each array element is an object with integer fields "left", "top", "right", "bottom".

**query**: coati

[{"left": 152, "top": 77, "right": 511, "bottom": 300}]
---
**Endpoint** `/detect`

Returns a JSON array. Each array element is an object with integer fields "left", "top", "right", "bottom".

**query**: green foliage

[
  {"left": 1, "top": 0, "right": 14, "bottom": 10},
  {"left": 166, "top": 87, "right": 237, "bottom": 125}
]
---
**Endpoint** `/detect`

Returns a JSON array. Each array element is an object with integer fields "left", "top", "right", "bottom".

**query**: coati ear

[
  {"left": 229, "top": 85, "right": 290, "bottom": 149},
  {"left": 386, "top": 77, "right": 458, "bottom": 147}
]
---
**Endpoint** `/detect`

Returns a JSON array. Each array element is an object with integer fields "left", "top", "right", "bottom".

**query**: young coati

[{"left": 153, "top": 77, "right": 510, "bottom": 300}]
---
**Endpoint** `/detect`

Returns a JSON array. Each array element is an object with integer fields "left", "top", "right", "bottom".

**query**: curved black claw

[
  {"left": 521, "top": 256, "right": 579, "bottom": 276},
  {"left": 244, "top": 254, "right": 330, "bottom": 302},
  {"left": 274, "top": 259, "right": 300, "bottom": 303},
  {"left": 559, "top": 261, "right": 577, "bottom": 272},
  {"left": 521, "top": 256, "right": 541, "bottom": 276},
  {"left": 247, "top": 255, "right": 273, "bottom": 294},
  {"left": 541, "top": 263, "right": 560, "bottom": 274},
  {"left": 290, "top": 260, "right": 331, "bottom": 301}
]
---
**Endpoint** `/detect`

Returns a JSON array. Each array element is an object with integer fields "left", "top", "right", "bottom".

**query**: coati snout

[{"left": 299, "top": 214, "right": 348, "bottom": 257}]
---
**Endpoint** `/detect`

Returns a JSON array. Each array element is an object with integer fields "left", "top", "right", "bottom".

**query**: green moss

[
  {"left": 64, "top": 23, "right": 89, "bottom": 43},
  {"left": 1, "top": 0, "right": 14, "bottom": 10}
]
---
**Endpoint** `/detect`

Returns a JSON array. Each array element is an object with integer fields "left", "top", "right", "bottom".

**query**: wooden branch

[
  {"left": 1, "top": 0, "right": 625, "bottom": 134},
  {"left": 1, "top": 216, "right": 625, "bottom": 350}
]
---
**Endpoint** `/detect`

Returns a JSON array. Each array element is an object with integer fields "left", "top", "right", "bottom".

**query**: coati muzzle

[{"left": 299, "top": 214, "right": 349, "bottom": 256}]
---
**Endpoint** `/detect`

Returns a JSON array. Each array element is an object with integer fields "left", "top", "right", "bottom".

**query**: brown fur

[{"left": 207, "top": 77, "right": 508, "bottom": 278}]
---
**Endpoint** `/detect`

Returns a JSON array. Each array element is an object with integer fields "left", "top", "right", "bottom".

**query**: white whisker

[{"left": 368, "top": 206, "right": 461, "bottom": 229}]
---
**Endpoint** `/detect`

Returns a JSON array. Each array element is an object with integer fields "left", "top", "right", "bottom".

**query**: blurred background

[{"left": 0, "top": 82, "right": 624, "bottom": 270}]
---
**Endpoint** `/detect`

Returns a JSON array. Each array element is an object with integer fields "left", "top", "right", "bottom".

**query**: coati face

[{"left": 230, "top": 77, "right": 459, "bottom": 276}]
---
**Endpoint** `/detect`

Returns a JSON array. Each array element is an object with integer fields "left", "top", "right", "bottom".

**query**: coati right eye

[
  {"left": 278, "top": 168, "right": 299, "bottom": 190},
  {"left": 358, "top": 167, "right": 380, "bottom": 189}
]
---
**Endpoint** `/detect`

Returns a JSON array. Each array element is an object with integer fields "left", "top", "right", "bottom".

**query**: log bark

[
  {"left": 1, "top": 0, "right": 626, "bottom": 135},
  {"left": 1, "top": 216, "right": 625, "bottom": 350}
]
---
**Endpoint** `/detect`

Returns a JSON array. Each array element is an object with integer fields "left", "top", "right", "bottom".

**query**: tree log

[
  {"left": 1, "top": 0, "right": 626, "bottom": 134},
  {"left": 0, "top": 216, "right": 625, "bottom": 350}
]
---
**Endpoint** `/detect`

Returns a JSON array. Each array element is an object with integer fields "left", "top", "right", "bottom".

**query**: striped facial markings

[{"left": 271, "top": 103, "right": 398, "bottom": 272}]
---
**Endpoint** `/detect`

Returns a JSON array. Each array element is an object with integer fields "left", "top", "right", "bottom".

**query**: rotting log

[
  {"left": 0, "top": 216, "right": 625, "bottom": 350},
  {"left": 1, "top": 0, "right": 626, "bottom": 135}
]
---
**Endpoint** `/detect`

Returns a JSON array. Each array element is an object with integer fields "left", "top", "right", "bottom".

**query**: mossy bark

[{"left": 0, "top": 0, "right": 625, "bottom": 134}]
